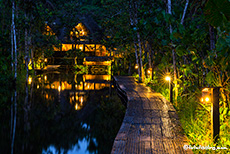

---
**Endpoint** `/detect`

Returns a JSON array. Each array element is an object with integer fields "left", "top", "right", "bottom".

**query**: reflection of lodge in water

[
  {"left": 29, "top": 15, "right": 114, "bottom": 111},
  {"left": 30, "top": 73, "right": 111, "bottom": 111}
]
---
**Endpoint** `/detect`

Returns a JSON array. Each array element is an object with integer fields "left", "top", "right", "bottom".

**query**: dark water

[{"left": 0, "top": 68, "right": 125, "bottom": 154}]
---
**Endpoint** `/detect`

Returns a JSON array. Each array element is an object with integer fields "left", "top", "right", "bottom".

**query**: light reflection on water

[
  {"left": 42, "top": 139, "right": 90, "bottom": 154},
  {"left": 0, "top": 68, "right": 125, "bottom": 154},
  {"left": 43, "top": 129, "right": 97, "bottom": 154}
]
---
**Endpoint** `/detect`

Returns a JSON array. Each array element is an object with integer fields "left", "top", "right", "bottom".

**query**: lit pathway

[{"left": 111, "top": 76, "right": 192, "bottom": 154}]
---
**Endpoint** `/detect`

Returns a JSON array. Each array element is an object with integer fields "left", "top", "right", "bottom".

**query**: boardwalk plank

[{"left": 111, "top": 76, "right": 193, "bottom": 154}]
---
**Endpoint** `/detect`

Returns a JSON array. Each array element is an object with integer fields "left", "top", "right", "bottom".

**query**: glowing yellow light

[
  {"left": 135, "top": 64, "right": 138, "bottom": 69},
  {"left": 52, "top": 85, "right": 54, "bottom": 89},
  {"left": 58, "top": 86, "right": 61, "bottom": 92},
  {"left": 201, "top": 98, "right": 204, "bottom": 102},
  {"left": 44, "top": 75, "right": 47, "bottom": 81},
  {"left": 28, "top": 76, "right": 32, "bottom": 84},
  {"left": 44, "top": 58, "right": 47, "bottom": 62},
  {"left": 45, "top": 94, "right": 49, "bottom": 99},
  {"left": 165, "top": 76, "right": 171, "bottom": 81},
  {"left": 80, "top": 96, "right": 83, "bottom": 104},
  {"left": 37, "top": 85, "right": 39, "bottom": 89},
  {"left": 80, "top": 46, "right": 83, "bottom": 50},
  {"left": 147, "top": 70, "right": 151, "bottom": 74},
  {"left": 62, "top": 83, "right": 65, "bottom": 91},
  {"left": 83, "top": 61, "right": 111, "bottom": 66},
  {"left": 205, "top": 97, "right": 210, "bottom": 102},
  {"left": 75, "top": 104, "right": 78, "bottom": 110},
  {"left": 201, "top": 88, "right": 212, "bottom": 103},
  {"left": 202, "top": 88, "right": 209, "bottom": 92},
  {"left": 28, "top": 59, "right": 32, "bottom": 65}
]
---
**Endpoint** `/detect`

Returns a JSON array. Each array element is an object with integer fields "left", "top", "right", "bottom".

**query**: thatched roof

[{"left": 48, "top": 14, "right": 103, "bottom": 44}]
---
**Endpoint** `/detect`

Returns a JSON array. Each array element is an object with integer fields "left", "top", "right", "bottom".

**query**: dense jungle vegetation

[{"left": 0, "top": 0, "right": 229, "bottom": 153}]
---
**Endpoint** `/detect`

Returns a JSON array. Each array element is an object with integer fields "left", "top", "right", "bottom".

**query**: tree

[{"left": 11, "top": 0, "right": 17, "bottom": 82}]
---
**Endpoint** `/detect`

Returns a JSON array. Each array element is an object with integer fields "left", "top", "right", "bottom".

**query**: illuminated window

[
  {"left": 70, "top": 23, "right": 89, "bottom": 40},
  {"left": 62, "top": 44, "right": 73, "bottom": 51},
  {"left": 85, "top": 44, "right": 95, "bottom": 52},
  {"left": 44, "top": 24, "right": 55, "bottom": 35}
]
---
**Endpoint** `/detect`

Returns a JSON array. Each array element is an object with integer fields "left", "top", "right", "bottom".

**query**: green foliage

[
  {"left": 177, "top": 95, "right": 230, "bottom": 153},
  {"left": 74, "top": 65, "right": 88, "bottom": 74},
  {"left": 66, "top": 48, "right": 85, "bottom": 58},
  {"left": 0, "top": 0, "right": 230, "bottom": 152},
  {"left": 204, "top": 0, "right": 230, "bottom": 28}
]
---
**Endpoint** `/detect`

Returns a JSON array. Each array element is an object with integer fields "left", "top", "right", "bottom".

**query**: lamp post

[
  {"left": 165, "top": 76, "right": 173, "bottom": 103},
  {"left": 147, "top": 68, "right": 152, "bottom": 79},
  {"left": 201, "top": 87, "right": 221, "bottom": 142}
]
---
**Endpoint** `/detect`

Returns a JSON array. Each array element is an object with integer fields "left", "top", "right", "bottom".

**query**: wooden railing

[{"left": 112, "top": 76, "right": 128, "bottom": 107}]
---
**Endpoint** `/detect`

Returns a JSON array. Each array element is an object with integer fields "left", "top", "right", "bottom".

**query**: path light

[
  {"left": 80, "top": 96, "right": 84, "bottom": 104},
  {"left": 201, "top": 87, "right": 221, "bottom": 142},
  {"left": 201, "top": 88, "right": 211, "bottom": 103},
  {"left": 147, "top": 69, "right": 151, "bottom": 74},
  {"left": 75, "top": 104, "right": 78, "bottom": 110},
  {"left": 58, "top": 85, "right": 61, "bottom": 92},
  {"left": 165, "top": 75, "right": 172, "bottom": 103},
  {"left": 165, "top": 76, "right": 171, "bottom": 81},
  {"left": 28, "top": 76, "right": 32, "bottom": 84},
  {"left": 135, "top": 64, "right": 138, "bottom": 69},
  {"left": 44, "top": 75, "right": 47, "bottom": 81},
  {"left": 147, "top": 68, "right": 152, "bottom": 79},
  {"left": 44, "top": 58, "right": 47, "bottom": 62}
]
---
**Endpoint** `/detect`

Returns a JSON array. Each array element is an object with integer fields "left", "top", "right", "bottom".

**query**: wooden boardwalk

[{"left": 111, "top": 76, "right": 192, "bottom": 154}]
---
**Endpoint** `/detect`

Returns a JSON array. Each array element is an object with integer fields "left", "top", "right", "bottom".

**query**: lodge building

[{"left": 44, "top": 14, "right": 113, "bottom": 67}]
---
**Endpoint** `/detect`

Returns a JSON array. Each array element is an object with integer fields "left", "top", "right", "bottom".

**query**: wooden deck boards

[{"left": 111, "top": 76, "right": 192, "bottom": 154}]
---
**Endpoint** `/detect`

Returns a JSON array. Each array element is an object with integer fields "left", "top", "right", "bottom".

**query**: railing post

[
  {"left": 170, "top": 80, "right": 173, "bottom": 104},
  {"left": 212, "top": 87, "right": 220, "bottom": 142}
]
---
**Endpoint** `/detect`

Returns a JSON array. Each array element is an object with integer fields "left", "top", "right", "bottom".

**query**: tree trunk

[
  {"left": 134, "top": 42, "right": 141, "bottom": 80},
  {"left": 24, "top": 6, "right": 31, "bottom": 133},
  {"left": 172, "top": 49, "right": 178, "bottom": 104},
  {"left": 168, "top": 0, "right": 178, "bottom": 105},
  {"left": 137, "top": 31, "right": 143, "bottom": 82},
  {"left": 180, "top": 0, "right": 189, "bottom": 25},
  {"left": 147, "top": 42, "right": 152, "bottom": 69},
  {"left": 128, "top": 61, "right": 131, "bottom": 75},
  {"left": 29, "top": 33, "right": 34, "bottom": 71},
  {"left": 11, "top": 3, "right": 17, "bottom": 153},
  {"left": 12, "top": 0, "right": 17, "bottom": 80},
  {"left": 209, "top": 24, "right": 216, "bottom": 56},
  {"left": 129, "top": 0, "right": 141, "bottom": 82},
  {"left": 11, "top": 25, "right": 14, "bottom": 74},
  {"left": 25, "top": 27, "right": 29, "bottom": 79},
  {"left": 11, "top": 89, "right": 17, "bottom": 154},
  {"left": 167, "top": 0, "right": 172, "bottom": 34}
]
